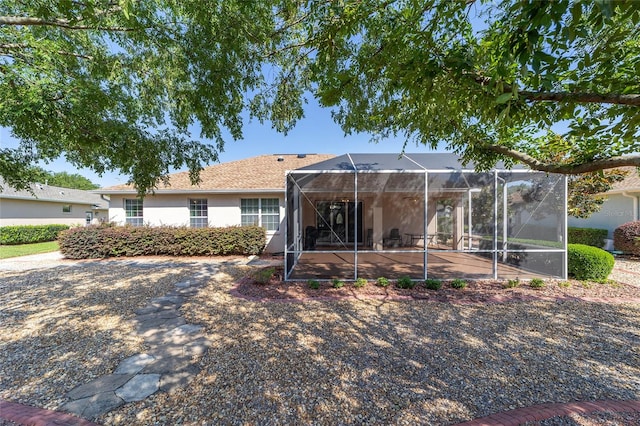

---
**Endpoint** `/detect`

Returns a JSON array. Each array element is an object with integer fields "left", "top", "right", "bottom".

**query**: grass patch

[{"left": 0, "top": 241, "right": 60, "bottom": 259}]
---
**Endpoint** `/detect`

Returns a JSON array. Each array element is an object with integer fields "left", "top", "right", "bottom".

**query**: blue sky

[{"left": 0, "top": 96, "right": 446, "bottom": 188}]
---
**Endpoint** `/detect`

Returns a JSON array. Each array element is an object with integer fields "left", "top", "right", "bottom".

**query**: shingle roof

[
  {"left": 100, "top": 154, "right": 336, "bottom": 193},
  {"left": 610, "top": 167, "right": 640, "bottom": 193},
  {"left": 0, "top": 178, "right": 108, "bottom": 208}
]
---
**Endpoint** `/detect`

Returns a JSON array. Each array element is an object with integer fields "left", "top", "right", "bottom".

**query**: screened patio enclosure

[{"left": 285, "top": 153, "right": 567, "bottom": 281}]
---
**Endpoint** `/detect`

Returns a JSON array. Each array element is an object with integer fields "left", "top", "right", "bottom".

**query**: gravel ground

[
  {"left": 609, "top": 257, "right": 640, "bottom": 286},
  {"left": 1, "top": 257, "right": 638, "bottom": 425},
  {"left": 102, "top": 264, "right": 638, "bottom": 425},
  {"left": 0, "top": 260, "right": 203, "bottom": 410}
]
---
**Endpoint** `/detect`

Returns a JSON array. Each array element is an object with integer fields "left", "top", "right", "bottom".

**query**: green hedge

[
  {"left": 58, "top": 225, "right": 266, "bottom": 259},
  {"left": 0, "top": 224, "right": 70, "bottom": 245},
  {"left": 568, "top": 227, "right": 608, "bottom": 248},
  {"left": 567, "top": 244, "right": 614, "bottom": 281}
]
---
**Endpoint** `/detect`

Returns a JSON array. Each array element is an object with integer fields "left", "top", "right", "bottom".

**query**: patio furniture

[
  {"left": 384, "top": 228, "right": 402, "bottom": 248},
  {"left": 404, "top": 233, "right": 424, "bottom": 247},
  {"left": 304, "top": 226, "right": 318, "bottom": 250}
]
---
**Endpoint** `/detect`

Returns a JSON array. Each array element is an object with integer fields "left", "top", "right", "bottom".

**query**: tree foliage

[
  {"left": 33, "top": 167, "right": 100, "bottom": 190},
  {"left": 1, "top": 0, "right": 639, "bottom": 195}
]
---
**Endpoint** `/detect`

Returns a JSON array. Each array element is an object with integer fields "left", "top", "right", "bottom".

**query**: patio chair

[
  {"left": 384, "top": 228, "right": 402, "bottom": 248},
  {"left": 304, "top": 226, "right": 318, "bottom": 250}
]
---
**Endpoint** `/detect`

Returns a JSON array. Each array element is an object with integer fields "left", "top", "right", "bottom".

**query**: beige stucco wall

[
  {"left": 0, "top": 198, "right": 106, "bottom": 226},
  {"left": 569, "top": 193, "right": 639, "bottom": 238},
  {"left": 108, "top": 193, "right": 285, "bottom": 253}
]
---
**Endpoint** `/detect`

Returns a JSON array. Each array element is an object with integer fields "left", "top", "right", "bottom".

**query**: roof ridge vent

[
  {"left": 297, "top": 154, "right": 306, "bottom": 158},
  {"left": 277, "top": 156, "right": 284, "bottom": 162}
]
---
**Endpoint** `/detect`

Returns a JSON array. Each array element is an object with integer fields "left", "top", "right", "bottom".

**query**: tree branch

[
  {"left": 485, "top": 145, "right": 640, "bottom": 174},
  {"left": 468, "top": 72, "right": 640, "bottom": 106},
  {"left": 0, "top": 16, "right": 136, "bottom": 32},
  {"left": 0, "top": 43, "right": 92, "bottom": 59},
  {"left": 0, "top": 43, "right": 28, "bottom": 50},
  {"left": 519, "top": 91, "right": 640, "bottom": 106}
]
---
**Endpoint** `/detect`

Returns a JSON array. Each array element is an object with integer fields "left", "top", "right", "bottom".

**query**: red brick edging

[
  {"left": 454, "top": 399, "right": 640, "bottom": 426},
  {"left": 0, "top": 400, "right": 99, "bottom": 426},
  {"left": 1, "top": 398, "right": 637, "bottom": 426}
]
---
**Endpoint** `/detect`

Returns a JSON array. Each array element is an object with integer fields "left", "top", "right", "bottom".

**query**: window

[
  {"left": 124, "top": 199, "right": 143, "bottom": 226},
  {"left": 190, "top": 199, "right": 208, "bottom": 228},
  {"left": 241, "top": 198, "right": 280, "bottom": 231},
  {"left": 62, "top": 205, "right": 72, "bottom": 213}
]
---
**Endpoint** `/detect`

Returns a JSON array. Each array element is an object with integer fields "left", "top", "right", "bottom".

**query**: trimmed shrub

[
  {"left": 424, "top": 278, "right": 443, "bottom": 290},
  {"left": 58, "top": 225, "right": 266, "bottom": 259},
  {"left": 354, "top": 278, "right": 368, "bottom": 288},
  {"left": 529, "top": 278, "right": 545, "bottom": 288},
  {"left": 253, "top": 267, "right": 275, "bottom": 284},
  {"left": 504, "top": 278, "right": 520, "bottom": 288},
  {"left": 568, "top": 227, "right": 608, "bottom": 248},
  {"left": 376, "top": 277, "right": 390, "bottom": 287},
  {"left": 450, "top": 279, "right": 467, "bottom": 289},
  {"left": 307, "top": 279, "right": 320, "bottom": 289},
  {"left": 567, "top": 244, "right": 615, "bottom": 281},
  {"left": 332, "top": 278, "right": 345, "bottom": 289},
  {"left": 396, "top": 276, "right": 416, "bottom": 289},
  {"left": 0, "top": 224, "right": 70, "bottom": 245},
  {"left": 613, "top": 221, "right": 640, "bottom": 255}
]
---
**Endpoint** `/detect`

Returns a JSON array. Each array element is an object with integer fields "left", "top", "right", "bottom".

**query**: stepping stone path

[{"left": 61, "top": 265, "right": 217, "bottom": 419}]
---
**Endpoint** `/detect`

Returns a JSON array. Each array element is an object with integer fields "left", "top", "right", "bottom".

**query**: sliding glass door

[{"left": 315, "top": 201, "right": 363, "bottom": 246}]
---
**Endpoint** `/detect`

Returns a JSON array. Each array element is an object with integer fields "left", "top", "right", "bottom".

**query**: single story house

[
  {"left": 568, "top": 167, "right": 640, "bottom": 245},
  {"left": 0, "top": 178, "right": 109, "bottom": 227},
  {"left": 99, "top": 153, "right": 567, "bottom": 280},
  {"left": 99, "top": 154, "right": 336, "bottom": 253}
]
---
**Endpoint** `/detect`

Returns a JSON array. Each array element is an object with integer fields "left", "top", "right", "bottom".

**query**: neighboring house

[
  {"left": 99, "top": 154, "right": 336, "bottom": 253},
  {"left": 568, "top": 167, "right": 640, "bottom": 242},
  {"left": 0, "top": 178, "right": 109, "bottom": 227}
]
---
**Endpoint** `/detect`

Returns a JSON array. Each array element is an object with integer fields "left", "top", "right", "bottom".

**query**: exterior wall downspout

[{"left": 621, "top": 191, "right": 639, "bottom": 222}]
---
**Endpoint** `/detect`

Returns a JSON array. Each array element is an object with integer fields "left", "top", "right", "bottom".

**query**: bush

[
  {"left": 396, "top": 276, "right": 415, "bottom": 289},
  {"left": 376, "top": 277, "right": 390, "bottom": 287},
  {"left": 450, "top": 279, "right": 467, "bottom": 289},
  {"left": 354, "top": 278, "right": 368, "bottom": 288},
  {"left": 308, "top": 279, "right": 320, "bottom": 289},
  {"left": 0, "top": 224, "right": 70, "bottom": 245},
  {"left": 568, "top": 227, "right": 608, "bottom": 248},
  {"left": 529, "top": 278, "right": 545, "bottom": 288},
  {"left": 58, "top": 225, "right": 266, "bottom": 259},
  {"left": 504, "top": 278, "right": 520, "bottom": 288},
  {"left": 332, "top": 278, "right": 345, "bottom": 289},
  {"left": 613, "top": 221, "right": 640, "bottom": 255},
  {"left": 424, "top": 278, "right": 442, "bottom": 290},
  {"left": 253, "top": 267, "right": 275, "bottom": 284},
  {"left": 568, "top": 244, "right": 615, "bottom": 281}
]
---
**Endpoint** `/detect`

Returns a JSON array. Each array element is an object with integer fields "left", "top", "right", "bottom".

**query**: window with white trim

[
  {"left": 124, "top": 199, "right": 143, "bottom": 226},
  {"left": 189, "top": 199, "right": 208, "bottom": 228},
  {"left": 241, "top": 198, "right": 280, "bottom": 231}
]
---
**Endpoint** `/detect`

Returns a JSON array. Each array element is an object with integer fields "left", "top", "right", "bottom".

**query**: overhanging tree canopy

[{"left": 1, "top": 0, "right": 639, "bottom": 195}]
